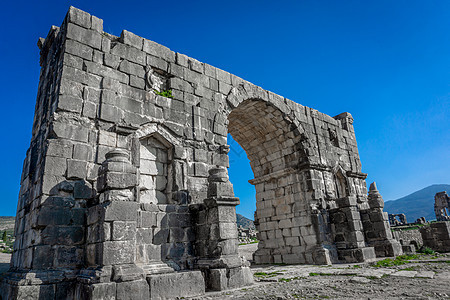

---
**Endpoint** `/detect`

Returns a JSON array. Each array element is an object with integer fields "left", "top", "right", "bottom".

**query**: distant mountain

[
  {"left": 383, "top": 184, "right": 450, "bottom": 222},
  {"left": 236, "top": 214, "right": 255, "bottom": 229}
]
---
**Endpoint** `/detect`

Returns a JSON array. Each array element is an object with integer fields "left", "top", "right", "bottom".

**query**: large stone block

[
  {"left": 67, "top": 23, "right": 102, "bottom": 50},
  {"left": 99, "top": 172, "right": 137, "bottom": 190},
  {"left": 58, "top": 94, "right": 83, "bottom": 113},
  {"left": 67, "top": 159, "right": 88, "bottom": 179},
  {"left": 111, "top": 221, "right": 137, "bottom": 241},
  {"left": 85, "top": 61, "right": 129, "bottom": 83},
  {"left": 227, "top": 266, "right": 253, "bottom": 289},
  {"left": 338, "top": 247, "right": 376, "bottom": 263},
  {"left": 102, "top": 240, "right": 136, "bottom": 265},
  {"left": 65, "top": 39, "right": 93, "bottom": 60},
  {"left": 51, "top": 122, "right": 89, "bottom": 143},
  {"left": 76, "top": 282, "right": 116, "bottom": 300},
  {"left": 111, "top": 43, "right": 146, "bottom": 66},
  {"left": 121, "top": 30, "right": 144, "bottom": 50},
  {"left": 207, "top": 268, "right": 227, "bottom": 291},
  {"left": 147, "top": 271, "right": 205, "bottom": 299},
  {"left": 33, "top": 245, "right": 55, "bottom": 268},
  {"left": 41, "top": 225, "right": 84, "bottom": 245},
  {"left": 119, "top": 59, "right": 145, "bottom": 77},
  {"left": 143, "top": 39, "right": 175, "bottom": 63},
  {"left": 67, "top": 6, "right": 91, "bottom": 29},
  {"left": 112, "top": 264, "right": 145, "bottom": 282},
  {"left": 103, "top": 201, "right": 138, "bottom": 222}
]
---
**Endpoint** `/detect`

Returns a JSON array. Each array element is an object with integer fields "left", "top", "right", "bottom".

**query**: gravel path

[
  {"left": 1, "top": 248, "right": 449, "bottom": 299},
  {"left": 191, "top": 248, "right": 450, "bottom": 300}
]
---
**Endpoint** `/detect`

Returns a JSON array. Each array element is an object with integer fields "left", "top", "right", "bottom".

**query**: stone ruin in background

[
  {"left": 434, "top": 191, "right": 450, "bottom": 221},
  {"left": 237, "top": 226, "right": 257, "bottom": 244},
  {"left": 0, "top": 7, "right": 402, "bottom": 299},
  {"left": 388, "top": 213, "right": 407, "bottom": 226},
  {"left": 390, "top": 191, "right": 450, "bottom": 255}
]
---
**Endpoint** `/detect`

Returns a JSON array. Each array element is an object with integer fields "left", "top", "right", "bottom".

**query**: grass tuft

[{"left": 154, "top": 89, "right": 174, "bottom": 98}]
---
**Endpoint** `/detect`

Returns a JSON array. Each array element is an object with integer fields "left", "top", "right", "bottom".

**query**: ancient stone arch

[{"left": 1, "top": 7, "right": 402, "bottom": 299}]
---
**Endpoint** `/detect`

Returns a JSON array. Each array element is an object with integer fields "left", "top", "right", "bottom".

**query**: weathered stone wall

[
  {"left": 2, "top": 6, "right": 401, "bottom": 299},
  {"left": 392, "top": 228, "right": 423, "bottom": 248},
  {"left": 11, "top": 22, "right": 91, "bottom": 274},
  {"left": 420, "top": 222, "right": 450, "bottom": 252}
]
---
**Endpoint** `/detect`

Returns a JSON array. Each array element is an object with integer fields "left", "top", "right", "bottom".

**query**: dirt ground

[{"left": 191, "top": 244, "right": 450, "bottom": 300}]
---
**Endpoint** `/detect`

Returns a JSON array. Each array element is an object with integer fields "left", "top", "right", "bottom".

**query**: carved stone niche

[{"left": 138, "top": 133, "right": 173, "bottom": 204}]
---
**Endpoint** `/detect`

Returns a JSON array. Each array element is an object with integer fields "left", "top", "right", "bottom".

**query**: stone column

[
  {"left": 360, "top": 182, "right": 402, "bottom": 257},
  {"left": 77, "top": 149, "right": 149, "bottom": 299},
  {"left": 330, "top": 195, "right": 377, "bottom": 262},
  {"left": 194, "top": 168, "right": 253, "bottom": 291}
]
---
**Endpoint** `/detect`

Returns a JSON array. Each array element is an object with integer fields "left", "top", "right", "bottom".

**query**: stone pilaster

[
  {"left": 360, "top": 182, "right": 402, "bottom": 257},
  {"left": 330, "top": 195, "right": 377, "bottom": 262},
  {"left": 76, "top": 149, "right": 149, "bottom": 298},
  {"left": 194, "top": 168, "right": 253, "bottom": 291}
]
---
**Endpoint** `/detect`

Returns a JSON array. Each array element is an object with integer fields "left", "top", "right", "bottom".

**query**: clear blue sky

[{"left": 1, "top": 1, "right": 449, "bottom": 219}]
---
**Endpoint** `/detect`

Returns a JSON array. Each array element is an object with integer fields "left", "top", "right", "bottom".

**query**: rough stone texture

[
  {"left": 358, "top": 183, "right": 402, "bottom": 258},
  {"left": 1, "top": 6, "right": 400, "bottom": 299},
  {"left": 434, "top": 191, "right": 450, "bottom": 221},
  {"left": 147, "top": 271, "right": 205, "bottom": 299},
  {"left": 392, "top": 227, "right": 423, "bottom": 250},
  {"left": 420, "top": 222, "right": 450, "bottom": 252}
]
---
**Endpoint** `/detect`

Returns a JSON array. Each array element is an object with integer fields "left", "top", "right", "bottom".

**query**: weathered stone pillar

[
  {"left": 194, "top": 168, "right": 253, "bottom": 291},
  {"left": 77, "top": 149, "right": 149, "bottom": 299},
  {"left": 360, "top": 182, "right": 402, "bottom": 257},
  {"left": 330, "top": 195, "right": 377, "bottom": 262},
  {"left": 434, "top": 191, "right": 450, "bottom": 221}
]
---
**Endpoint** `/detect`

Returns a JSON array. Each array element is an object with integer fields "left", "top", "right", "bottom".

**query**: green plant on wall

[{"left": 154, "top": 89, "right": 174, "bottom": 98}]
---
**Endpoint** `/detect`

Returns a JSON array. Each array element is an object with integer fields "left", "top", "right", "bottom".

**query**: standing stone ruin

[
  {"left": 1, "top": 7, "right": 402, "bottom": 299},
  {"left": 434, "top": 191, "right": 450, "bottom": 221},
  {"left": 388, "top": 213, "right": 407, "bottom": 226},
  {"left": 420, "top": 222, "right": 450, "bottom": 253}
]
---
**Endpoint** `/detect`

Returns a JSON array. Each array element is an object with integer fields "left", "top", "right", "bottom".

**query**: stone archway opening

[
  {"left": 227, "top": 133, "right": 256, "bottom": 219},
  {"left": 227, "top": 99, "right": 313, "bottom": 264}
]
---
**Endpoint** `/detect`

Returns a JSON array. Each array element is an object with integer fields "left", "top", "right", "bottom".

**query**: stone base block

[
  {"left": 1, "top": 271, "right": 77, "bottom": 300},
  {"left": 371, "top": 239, "right": 403, "bottom": 257},
  {"left": 112, "top": 264, "right": 145, "bottom": 281},
  {"left": 402, "top": 244, "right": 416, "bottom": 254},
  {"left": 147, "top": 270, "right": 205, "bottom": 299},
  {"left": 311, "top": 246, "right": 332, "bottom": 265},
  {"left": 76, "top": 281, "right": 116, "bottom": 299},
  {"left": 76, "top": 279, "right": 149, "bottom": 300},
  {"left": 117, "top": 280, "right": 149, "bottom": 300},
  {"left": 0, "top": 282, "right": 57, "bottom": 300},
  {"left": 253, "top": 252, "right": 273, "bottom": 264},
  {"left": 338, "top": 247, "right": 377, "bottom": 263},
  {"left": 140, "top": 262, "right": 174, "bottom": 275},
  {"left": 206, "top": 266, "right": 253, "bottom": 291}
]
